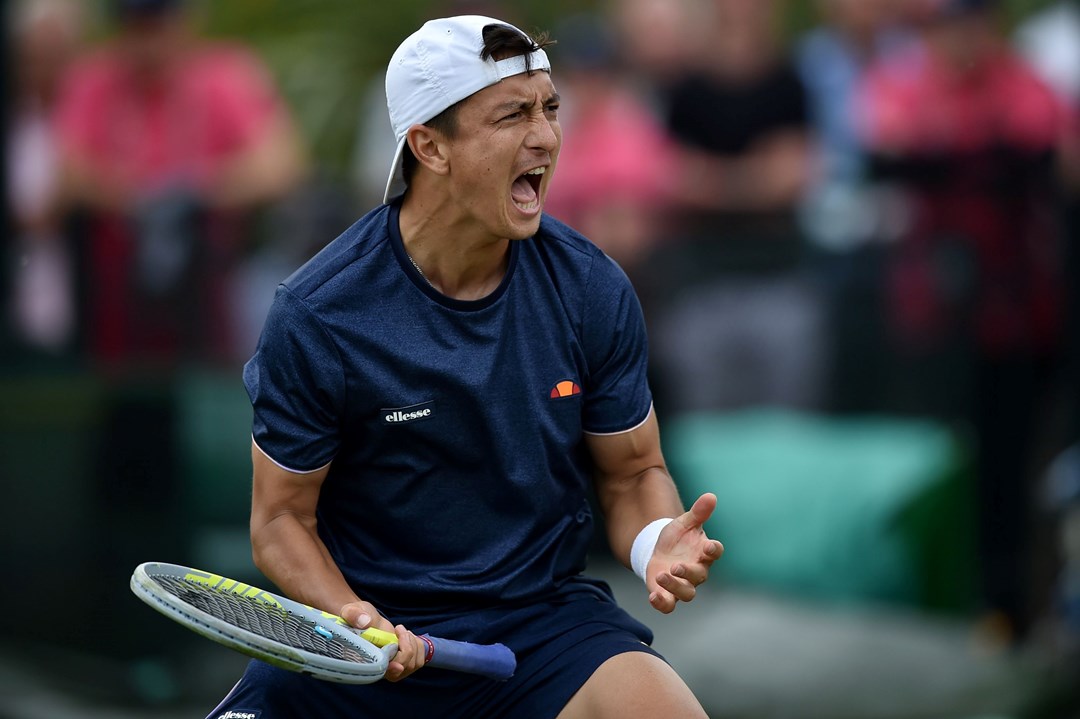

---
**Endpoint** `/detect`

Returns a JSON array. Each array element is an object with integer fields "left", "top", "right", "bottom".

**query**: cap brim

[{"left": 383, "top": 135, "right": 408, "bottom": 205}]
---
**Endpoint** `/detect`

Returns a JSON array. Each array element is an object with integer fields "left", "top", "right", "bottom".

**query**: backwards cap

[{"left": 383, "top": 15, "right": 551, "bottom": 204}]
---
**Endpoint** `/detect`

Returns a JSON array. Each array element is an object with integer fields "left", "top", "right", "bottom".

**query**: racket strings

[{"left": 152, "top": 575, "right": 377, "bottom": 665}]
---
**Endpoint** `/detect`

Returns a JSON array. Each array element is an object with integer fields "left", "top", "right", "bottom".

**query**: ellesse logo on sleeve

[{"left": 381, "top": 400, "right": 435, "bottom": 425}]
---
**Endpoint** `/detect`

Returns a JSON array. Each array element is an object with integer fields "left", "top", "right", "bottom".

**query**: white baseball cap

[{"left": 382, "top": 15, "right": 551, "bottom": 204}]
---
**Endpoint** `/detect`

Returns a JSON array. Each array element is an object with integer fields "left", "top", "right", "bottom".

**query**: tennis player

[{"left": 209, "top": 15, "right": 722, "bottom": 718}]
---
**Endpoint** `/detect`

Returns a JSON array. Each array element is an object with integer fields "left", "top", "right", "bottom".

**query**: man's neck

[{"left": 398, "top": 193, "right": 511, "bottom": 301}]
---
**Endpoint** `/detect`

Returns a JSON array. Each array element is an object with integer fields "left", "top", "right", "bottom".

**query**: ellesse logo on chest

[{"left": 381, "top": 400, "right": 435, "bottom": 425}]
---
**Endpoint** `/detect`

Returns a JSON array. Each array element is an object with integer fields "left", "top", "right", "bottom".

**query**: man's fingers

[
  {"left": 670, "top": 561, "right": 710, "bottom": 586},
  {"left": 679, "top": 492, "right": 717, "bottom": 531},
  {"left": 384, "top": 625, "right": 426, "bottom": 682},
  {"left": 657, "top": 571, "right": 698, "bottom": 602},
  {"left": 340, "top": 605, "right": 368, "bottom": 628},
  {"left": 648, "top": 587, "right": 677, "bottom": 614},
  {"left": 339, "top": 607, "right": 426, "bottom": 682},
  {"left": 649, "top": 496, "right": 722, "bottom": 615},
  {"left": 341, "top": 603, "right": 381, "bottom": 630},
  {"left": 649, "top": 570, "right": 699, "bottom": 611},
  {"left": 704, "top": 539, "right": 724, "bottom": 561}
]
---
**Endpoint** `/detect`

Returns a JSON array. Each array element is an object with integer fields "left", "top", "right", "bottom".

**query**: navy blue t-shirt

[{"left": 243, "top": 201, "right": 652, "bottom": 618}]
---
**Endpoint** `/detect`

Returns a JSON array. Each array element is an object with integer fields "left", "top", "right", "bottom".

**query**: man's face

[{"left": 439, "top": 69, "right": 562, "bottom": 241}]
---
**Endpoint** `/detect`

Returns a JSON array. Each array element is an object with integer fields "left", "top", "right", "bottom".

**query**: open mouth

[{"left": 511, "top": 166, "right": 545, "bottom": 212}]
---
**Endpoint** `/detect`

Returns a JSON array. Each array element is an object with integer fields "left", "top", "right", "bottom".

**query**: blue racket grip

[{"left": 423, "top": 635, "right": 516, "bottom": 680}]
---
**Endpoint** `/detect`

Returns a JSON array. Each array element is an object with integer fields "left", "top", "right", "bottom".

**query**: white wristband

[{"left": 630, "top": 518, "right": 674, "bottom": 582}]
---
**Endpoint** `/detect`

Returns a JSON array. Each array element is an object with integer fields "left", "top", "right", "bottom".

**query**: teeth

[{"left": 524, "top": 167, "right": 546, "bottom": 176}]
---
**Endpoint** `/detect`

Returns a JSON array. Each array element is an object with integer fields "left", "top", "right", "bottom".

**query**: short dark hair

[{"left": 400, "top": 23, "right": 555, "bottom": 187}]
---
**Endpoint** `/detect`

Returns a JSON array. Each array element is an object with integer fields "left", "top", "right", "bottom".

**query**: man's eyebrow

[{"left": 491, "top": 93, "right": 562, "bottom": 115}]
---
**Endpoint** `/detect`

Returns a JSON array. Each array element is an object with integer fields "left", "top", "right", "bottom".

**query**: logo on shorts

[
  {"left": 217, "top": 711, "right": 259, "bottom": 719},
  {"left": 382, "top": 400, "right": 435, "bottom": 425},
  {"left": 550, "top": 380, "right": 582, "bottom": 399}
]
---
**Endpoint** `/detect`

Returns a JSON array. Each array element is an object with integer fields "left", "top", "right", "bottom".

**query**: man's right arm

[
  {"left": 248, "top": 440, "right": 428, "bottom": 680},
  {"left": 249, "top": 440, "right": 357, "bottom": 613}
]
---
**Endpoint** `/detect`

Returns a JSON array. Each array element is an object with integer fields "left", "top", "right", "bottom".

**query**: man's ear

[{"left": 406, "top": 125, "right": 450, "bottom": 177}]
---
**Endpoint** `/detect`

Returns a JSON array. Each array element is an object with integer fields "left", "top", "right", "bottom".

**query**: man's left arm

[{"left": 588, "top": 407, "right": 724, "bottom": 613}]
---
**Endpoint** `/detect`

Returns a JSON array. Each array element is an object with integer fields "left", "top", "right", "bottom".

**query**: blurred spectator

[
  {"left": 46, "top": 0, "right": 308, "bottom": 662},
  {"left": 797, "top": 0, "right": 917, "bottom": 247},
  {"left": 794, "top": 0, "right": 919, "bottom": 411},
  {"left": 541, "top": 13, "right": 677, "bottom": 279},
  {"left": 6, "top": 0, "right": 85, "bottom": 353},
  {"left": 54, "top": 0, "right": 307, "bottom": 368},
  {"left": 665, "top": 0, "right": 811, "bottom": 218},
  {"left": 606, "top": 0, "right": 708, "bottom": 112},
  {"left": 646, "top": 0, "right": 825, "bottom": 415},
  {"left": 859, "top": 0, "right": 1068, "bottom": 639}
]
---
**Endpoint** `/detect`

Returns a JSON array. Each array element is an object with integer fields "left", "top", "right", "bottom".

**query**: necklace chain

[{"left": 406, "top": 251, "right": 434, "bottom": 288}]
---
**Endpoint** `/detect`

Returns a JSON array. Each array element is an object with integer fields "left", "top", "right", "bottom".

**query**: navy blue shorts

[{"left": 206, "top": 578, "right": 661, "bottom": 719}]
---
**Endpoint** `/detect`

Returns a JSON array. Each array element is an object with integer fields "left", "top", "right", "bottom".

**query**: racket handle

[{"left": 423, "top": 635, "right": 516, "bottom": 680}]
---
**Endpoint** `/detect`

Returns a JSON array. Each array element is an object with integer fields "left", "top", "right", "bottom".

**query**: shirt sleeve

[
  {"left": 243, "top": 285, "right": 345, "bottom": 472},
  {"left": 580, "top": 254, "right": 653, "bottom": 434}
]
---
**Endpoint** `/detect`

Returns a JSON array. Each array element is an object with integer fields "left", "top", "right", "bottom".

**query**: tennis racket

[{"left": 130, "top": 561, "right": 516, "bottom": 683}]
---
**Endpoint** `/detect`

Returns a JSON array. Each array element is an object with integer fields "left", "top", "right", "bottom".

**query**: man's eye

[
  {"left": 545, "top": 104, "right": 560, "bottom": 116},
  {"left": 501, "top": 111, "right": 523, "bottom": 122}
]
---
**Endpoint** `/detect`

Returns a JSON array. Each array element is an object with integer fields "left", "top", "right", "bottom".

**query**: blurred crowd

[{"left": 5, "top": 0, "right": 1079, "bottom": 655}]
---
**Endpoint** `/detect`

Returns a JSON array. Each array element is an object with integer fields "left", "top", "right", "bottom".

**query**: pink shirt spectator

[
  {"left": 53, "top": 41, "right": 292, "bottom": 365},
  {"left": 55, "top": 43, "right": 283, "bottom": 197},
  {"left": 546, "top": 91, "right": 675, "bottom": 219},
  {"left": 544, "top": 88, "right": 676, "bottom": 271},
  {"left": 858, "top": 44, "right": 1067, "bottom": 355},
  {"left": 860, "top": 45, "right": 1062, "bottom": 155}
]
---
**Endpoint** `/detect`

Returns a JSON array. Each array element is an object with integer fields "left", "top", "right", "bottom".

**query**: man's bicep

[
  {"left": 586, "top": 408, "right": 685, "bottom": 561},
  {"left": 250, "top": 439, "right": 330, "bottom": 533},
  {"left": 586, "top": 407, "right": 666, "bottom": 488}
]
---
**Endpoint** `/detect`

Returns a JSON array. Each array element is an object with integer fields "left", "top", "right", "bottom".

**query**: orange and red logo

[{"left": 550, "top": 380, "right": 582, "bottom": 399}]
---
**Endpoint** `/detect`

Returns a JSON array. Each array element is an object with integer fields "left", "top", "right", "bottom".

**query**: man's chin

[{"left": 511, "top": 215, "right": 543, "bottom": 240}]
